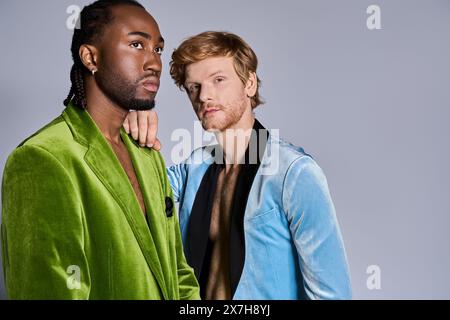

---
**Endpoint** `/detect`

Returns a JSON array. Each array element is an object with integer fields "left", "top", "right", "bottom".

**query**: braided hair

[{"left": 64, "top": 0, "right": 144, "bottom": 109}]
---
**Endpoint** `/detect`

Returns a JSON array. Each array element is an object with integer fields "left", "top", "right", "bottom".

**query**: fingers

[
  {"left": 125, "top": 110, "right": 160, "bottom": 151},
  {"left": 137, "top": 111, "right": 149, "bottom": 147},
  {"left": 123, "top": 115, "right": 130, "bottom": 134},
  {"left": 128, "top": 111, "right": 139, "bottom": 141},
  {"left": 153, "top": 138, "right": 162, "bottom": 151},
  {"left": 146, "top": 110, "right": 158, "bottom": 148}
]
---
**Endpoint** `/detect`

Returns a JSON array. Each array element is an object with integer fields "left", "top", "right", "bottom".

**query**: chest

[
  {"left": 109, "top": 142, "right": 147, "bottom": 216},
  {"left": 209, "top": 167, "right": 241, "bottom": 240}
]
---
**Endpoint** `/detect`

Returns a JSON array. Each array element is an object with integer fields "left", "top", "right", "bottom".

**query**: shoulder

[
  {"left": 273, "top": 139, "right": 330, "bottom": 199},
  {"left": 143, "top": 147, "right": 168, "bottom": 175},
  {"left": 265, "top": 135, "right": 330, "bottom": 193},
  {"left": 16, "top": 115, "right": 76, "bottom": 158},
  {"left": 264, "top": 135, "right": 320, "bottom": 177},
  {"left": 3, "top": 114, "right": 94, "bottom": 183},
  {"left": 177, "top": 145, "right": 215, "bottom": 169},
  {"left": 3, "top": 139, "right": 73, "bottom": 193},
  {"left": 273, "top": 136, "right": 314, "bottom": 164}
]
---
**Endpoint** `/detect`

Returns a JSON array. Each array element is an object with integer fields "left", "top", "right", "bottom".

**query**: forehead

[
  {"left": 185, "top": 56, "right": 235, "bottom": 80},
  {"left": 107, "top": 5, "right": 161, "bottom": 39}
]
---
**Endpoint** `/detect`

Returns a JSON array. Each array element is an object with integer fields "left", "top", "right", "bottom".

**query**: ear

[
  {"left": 244, "top": 72, "right": 258, "bottom": 98},
  {"left": 79, "top": 44, "right": 99, "bottom": 73}
]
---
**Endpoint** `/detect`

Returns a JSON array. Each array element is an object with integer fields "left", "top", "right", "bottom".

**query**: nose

[
  {"left": 199, "top": 83, "right": 213, "bottom": 104},
  {"left": 143, "top": 50, "right": 162, "bottom": 76}
]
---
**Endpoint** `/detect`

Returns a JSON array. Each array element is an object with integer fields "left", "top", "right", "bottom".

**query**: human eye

[
  {"left": 188, "top": 84, "right": 200, "bottom": 93},
  {"left": 130, "top": 41, "right": 144, "bottom": 50},
  {"left": 214, "top": 76, "right": 225, "bottom": 84},
  {"left": 154, "top": 47, "right": 164, "bottom": 55}
]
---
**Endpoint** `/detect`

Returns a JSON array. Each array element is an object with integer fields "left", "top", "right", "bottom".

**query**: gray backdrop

[{"left": 1, "top": 0, "right": 449, "bottom": 299}]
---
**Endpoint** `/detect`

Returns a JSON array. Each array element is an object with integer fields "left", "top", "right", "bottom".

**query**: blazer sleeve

[
  {"left": 1, "top": 145, "right": 91, "bottom": 299},
  {"left": 282, "top": 155, "right": 352, "bottom": 299}
]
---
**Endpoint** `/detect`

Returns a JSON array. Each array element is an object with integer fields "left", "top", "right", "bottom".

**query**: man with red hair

[{"left": 125, "top": 31, "right": 352, "bottom": 300}]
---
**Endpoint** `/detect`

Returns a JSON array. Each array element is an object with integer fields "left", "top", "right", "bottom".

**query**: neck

[
  {"left": 215, "top": 109, "right": 255, "bottom": 166},
  {"left": 84, "top": 76, "right": 128, "bottom": 145}
]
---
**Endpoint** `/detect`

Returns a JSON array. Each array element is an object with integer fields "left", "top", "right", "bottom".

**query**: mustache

[{"left": 136, "top": 71, "right": 160, "bottom": 83}]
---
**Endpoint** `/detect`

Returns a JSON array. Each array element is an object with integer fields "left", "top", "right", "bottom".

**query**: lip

[
  {"left": 203, "top": 108, "right": 220, "bottom": 117},
  {"left": 141, "top": 78, "right": 160, "bottom": 93}
]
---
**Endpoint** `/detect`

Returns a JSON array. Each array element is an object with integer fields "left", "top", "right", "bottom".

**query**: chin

[
  {"left": 128, "top": 98, "right": 156, "bottom": 111},
  {"left": 200, "top": 117, "right": 220, "bottom": 131},
  {"left": 201, "top": 122, "right": 215, "bottom": 132}
]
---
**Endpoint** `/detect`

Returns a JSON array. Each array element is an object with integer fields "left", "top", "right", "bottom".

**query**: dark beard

[{"left": 95, "top": 68, "right": 156, "bottom": 111}]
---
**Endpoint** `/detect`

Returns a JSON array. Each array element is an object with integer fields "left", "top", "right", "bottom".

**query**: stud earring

[{"left": 91, "top": 69, "right": 97, "bottom": 76}]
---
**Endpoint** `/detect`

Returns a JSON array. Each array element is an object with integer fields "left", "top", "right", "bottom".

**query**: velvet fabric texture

[
  {"left": 186, "top": 119, "right": 268, "bottom": 298},
  {"left": 167, "top": 122, "right": 352, "bottom": 300},
  {"left": 1, "top": 102, "right": 200, "bottom": 300}
]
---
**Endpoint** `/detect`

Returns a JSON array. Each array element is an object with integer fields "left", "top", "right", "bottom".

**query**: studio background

[{"left": 0, "top": 0, "right": 449, "bottom": 299}]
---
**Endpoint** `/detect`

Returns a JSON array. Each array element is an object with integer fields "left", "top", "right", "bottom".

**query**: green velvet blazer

[{"left": 1, "top": 102, "right": 200, "bottom": 300}]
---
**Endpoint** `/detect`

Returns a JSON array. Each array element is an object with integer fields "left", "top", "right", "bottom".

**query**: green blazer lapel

[
  {"left": 62, "top": 102, "right": 168, "bottom": 298},
  {"left": 121, "top": 131, "right": 174, "bottom": 297}
]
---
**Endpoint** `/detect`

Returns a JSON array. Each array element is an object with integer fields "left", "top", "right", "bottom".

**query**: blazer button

[{"left": 165, "top": 197, "right": 173, "bottom": 217}]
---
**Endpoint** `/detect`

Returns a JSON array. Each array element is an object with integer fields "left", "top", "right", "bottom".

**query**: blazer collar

[
  {"left": 187, "top": 118, "right": 269, "bottom": 298},
  {"left": 62, "top": 102, "right": 169, "bottom": 298}
]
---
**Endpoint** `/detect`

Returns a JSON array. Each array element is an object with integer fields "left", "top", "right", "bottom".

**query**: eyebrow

[
  {"left": 127, "top": 31, "right": 165, "bottom": 43},
  {"left": 185, "top": 70, "right": 225, "bottom": 85},
  {"left": 208, "top": 70, "right": 224, "bottom": 78}
]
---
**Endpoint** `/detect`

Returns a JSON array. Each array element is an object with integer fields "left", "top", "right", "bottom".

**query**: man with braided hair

[{"left": 1, "top": 0, "right": 199, "bottom": 299}]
